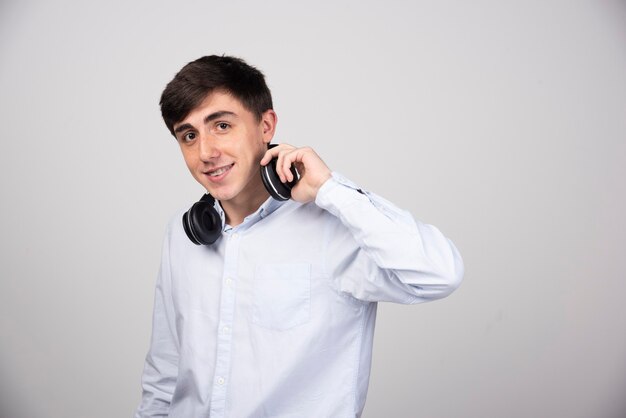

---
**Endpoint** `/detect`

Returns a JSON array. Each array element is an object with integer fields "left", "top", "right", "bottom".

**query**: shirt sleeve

[
  {"left": 316, "top": 172, "right": 464, "bottom": 304},
  {"left": 135, "top": 224, "right": 179, "bottom": 417}
]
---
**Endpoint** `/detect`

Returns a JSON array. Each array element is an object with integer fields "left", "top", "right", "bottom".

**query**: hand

[{"left": 260, "top": 144, "right": 332, "bottom": 203}]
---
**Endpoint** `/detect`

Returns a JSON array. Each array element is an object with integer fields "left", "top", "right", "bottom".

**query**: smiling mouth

[{"left": 206, "top": 163, "right": 234, "bottom": 177}]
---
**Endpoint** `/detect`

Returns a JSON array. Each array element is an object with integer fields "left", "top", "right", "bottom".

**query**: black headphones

[{"left": 182, "top": 144, "right": 300, "bottom": 245}]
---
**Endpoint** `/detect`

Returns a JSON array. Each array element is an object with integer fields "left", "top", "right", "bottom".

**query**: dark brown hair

[{"left": 160, "top": 55, "right": 273, "bottom": 136}]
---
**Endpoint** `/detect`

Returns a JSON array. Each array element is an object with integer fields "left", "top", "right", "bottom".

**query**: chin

[{"left": 203, "top": 185, "right": 239, "bottom": 202}]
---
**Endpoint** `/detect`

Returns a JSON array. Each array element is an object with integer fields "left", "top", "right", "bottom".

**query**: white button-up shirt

[{"left": 135, "top": 173, "right": 463, "bottom": 418}]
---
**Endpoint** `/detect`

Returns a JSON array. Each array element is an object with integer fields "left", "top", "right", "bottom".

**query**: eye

[
  {"left": 216, "top": 122, "right": 230, "bottom": 131},
  {"left": 183, "top": 132, "right": 196, "bottom": 142}
]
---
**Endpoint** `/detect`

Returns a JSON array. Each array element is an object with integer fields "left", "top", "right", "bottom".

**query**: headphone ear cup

[
  {"left": 182, "top": 196, "right": 222, "bottom": 245},
  {"left": 261, "top": 158, "right": 299, "bottom": 201}
]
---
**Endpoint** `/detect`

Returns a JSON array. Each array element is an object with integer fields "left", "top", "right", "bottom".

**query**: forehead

[
  {"left": 194, "top": 90, "right": 246, "bottom": 115},
  {"left": 175, "top": 90, "right": 252, "bottom": 128}
]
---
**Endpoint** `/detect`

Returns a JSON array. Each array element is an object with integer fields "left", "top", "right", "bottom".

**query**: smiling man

[{"left": 135, "top": 55, "right": 464, "bottom": 418}]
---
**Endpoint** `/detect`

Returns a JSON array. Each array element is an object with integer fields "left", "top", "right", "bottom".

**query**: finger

[
  {"left": 276, "top": 149, "right": 292, "bottom": 183},
  {"left": 281, "top": 149, "right": 303, "bottom": 183},
  {"left": 259, "top": 149, "right": 274, "bottom": 166},
  {"left": 260, "top": 145, "right": 280, "bottom": 166},
  {"left": 260, "top": 143, "right": 293, "bottom": 166}
]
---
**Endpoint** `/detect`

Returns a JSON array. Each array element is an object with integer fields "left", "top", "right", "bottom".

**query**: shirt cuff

[{"left": 315, "top": 172, "right": 367, "bottom": 213}]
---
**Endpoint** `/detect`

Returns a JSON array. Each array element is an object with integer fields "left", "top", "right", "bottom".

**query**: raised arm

[
  {"left": 318, "top": 173, "right": 463, "bottom": 303},
  {"left": 262, "top": 143, "right": 463, "bottom": 303}
]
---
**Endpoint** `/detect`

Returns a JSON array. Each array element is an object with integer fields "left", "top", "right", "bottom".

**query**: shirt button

[
  {"left": 225, "top": 278, "right": 233, "bottom": 286},
  {"left": 217, "top": 377, "right": 225, "bottom": 385},
  {"left": 222, "top": 326, "right": 230, "bottom": 333},
  {"left": 232, "top": 233, "right": 239, "bottom": 240}
]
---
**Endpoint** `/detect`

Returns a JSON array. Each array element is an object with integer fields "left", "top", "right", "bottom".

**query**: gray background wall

[{"left": 1, "top": 1, "right": 625, "bottom": 417}]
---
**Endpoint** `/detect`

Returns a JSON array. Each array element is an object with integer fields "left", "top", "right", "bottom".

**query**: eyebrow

[{"left": 173, "top": 111, "right": 238, "bottom": 134}]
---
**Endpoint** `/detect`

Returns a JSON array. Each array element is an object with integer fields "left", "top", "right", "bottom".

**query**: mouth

[{"left": 204, "top": 163, "right": 234, "bottom": 179}]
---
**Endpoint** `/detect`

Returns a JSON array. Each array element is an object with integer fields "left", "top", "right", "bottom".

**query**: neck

[{"left": 220, "top": 180, "right": 270, "bottom": 227}]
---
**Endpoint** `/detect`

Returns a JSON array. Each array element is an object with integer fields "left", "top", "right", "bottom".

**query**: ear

[{"left": 260, "top": 109, "right": 278, "bottom": 144}]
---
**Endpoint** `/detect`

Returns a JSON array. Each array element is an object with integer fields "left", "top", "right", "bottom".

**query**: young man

[{"left": 135, "top": 55, "right": 463, "bottom": 418}]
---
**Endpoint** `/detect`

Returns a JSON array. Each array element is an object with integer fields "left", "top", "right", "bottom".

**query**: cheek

[
  {"left": 180, "top": 147, "right": 197, "bottom": 167},
  {"left": 180, "top": 153, "right": 203, "bottom": 181},
  {"left": 183, "top": 157, "right": 195, "bottom": 173}
]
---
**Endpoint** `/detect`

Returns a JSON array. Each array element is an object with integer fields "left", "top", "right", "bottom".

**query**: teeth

[{"left": 208, "top": 165, "right": 231, "bottom": 177}]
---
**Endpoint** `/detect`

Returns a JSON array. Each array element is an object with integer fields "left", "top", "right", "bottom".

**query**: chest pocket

[{"left": 252, "top": 263, "right": 311, "bottom": 331}]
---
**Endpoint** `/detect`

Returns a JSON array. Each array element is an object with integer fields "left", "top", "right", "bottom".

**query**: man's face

[{"left": 172, "top": 91, "right": 276, "bottom": 206}]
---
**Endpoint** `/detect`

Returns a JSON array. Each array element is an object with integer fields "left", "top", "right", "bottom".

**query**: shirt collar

[{"left": 218, "top": 196, "right": 286, "bottom": 233}]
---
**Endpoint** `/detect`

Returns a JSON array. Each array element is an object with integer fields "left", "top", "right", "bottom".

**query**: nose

[{"left": 199, "top": 134, "right": 220, "bottom": 162}]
